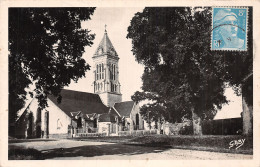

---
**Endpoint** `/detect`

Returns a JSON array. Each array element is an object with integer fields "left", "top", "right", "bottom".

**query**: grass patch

[
  {"left": 71, "top": 136, "right": 136, "bottom": 143},
  {"left": 71, "top": 134, "right": 253, "bottom": 154},
  {"left": 9, "top": 146, "right": 44, "bottom": 160},
  {"left": 128, "top": 135, "right": 253, "bottom": 154}
]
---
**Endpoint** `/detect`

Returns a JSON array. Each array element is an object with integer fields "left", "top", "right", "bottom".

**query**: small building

[
  {"left": 15, "top": 89, "right": 109, "bottom": 138},
  {"left": 113, "top": 101, "right": 144, "bottom": 131}
]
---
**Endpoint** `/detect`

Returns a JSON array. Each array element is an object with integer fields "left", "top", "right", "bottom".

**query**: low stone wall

[
  {"left": 163, "top": 121, "right": 192, "bottom": 135},
  {"left": 49, "top": 133, "right": 69, "bottom": 139},
  {"left": 202, "top": 118, "right": 242, "bottom": 135},
  {"left": 76, "top": 132, "right": 107, "bottom": 137},
  {"left": 118, "top": 129, "right": 157, "bottom": 136}
]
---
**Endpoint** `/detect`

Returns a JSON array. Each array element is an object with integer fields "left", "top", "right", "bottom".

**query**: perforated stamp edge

[{"left": 210, "top": 6, "right": 249, "bottom": 52}]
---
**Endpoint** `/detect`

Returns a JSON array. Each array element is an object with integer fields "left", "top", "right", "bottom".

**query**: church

[{"left": 14, "top": 29, "right": 146, "bottom": 139}]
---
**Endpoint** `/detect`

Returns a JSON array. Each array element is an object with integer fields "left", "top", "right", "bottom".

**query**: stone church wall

[
  {"left": 15, "top": 98, "right": 38, "bottom": 138},
  {"left": 46, "top": 98, "right": 72, "bottom": 136},
  {"left": 129, "top": 103, "right": 144, "bottom": 130},
  {"left": 99, "top": 92, "right": 122, "bottom": 107},
  {"left": 15, "top": 98, "right": 72, "bottom": 139}
]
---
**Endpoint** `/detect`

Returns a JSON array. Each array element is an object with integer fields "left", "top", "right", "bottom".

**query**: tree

[
  {"left": 9, "top": 8, "right": 96, "bottom": 136},
  {"left": 127, "top": 7, "right": 252, "bottom": 135},
  {"left": 219, "top": 8, "right": 253, "bottom": 136}
]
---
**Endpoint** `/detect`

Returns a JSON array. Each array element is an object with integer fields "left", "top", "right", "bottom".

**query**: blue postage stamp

[{"left": 211, "top": 7, "right": 248, "bottom": 51}]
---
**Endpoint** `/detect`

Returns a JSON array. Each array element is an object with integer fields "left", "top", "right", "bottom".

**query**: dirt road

[{"left": 9, "top": 139, "right": 252, "bottom": 160}]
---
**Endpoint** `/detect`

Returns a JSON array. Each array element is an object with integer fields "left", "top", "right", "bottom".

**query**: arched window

[
  {"left": 113, "top": 65, "right": 116, "bottom": 80},
  {"left": 94, "top": 118, "right": 97, "bottom": 128},
  {"left": 112, "top": 65, "right": 114, "bottom": 80},
  {"left": 27, "top": 112, "right": 33, "bottom": 137},
  {"left": 110, "top": 64, "right": 113, "bottom": 80},
  {"left": 99, "top": 64, "right": 101, "bottom": 80},
  {"left": 115, "top": 85, "right": 117, "bottom": 92},
  {"left": 77, "top": 117, "right": 82, "bottom": 128},
  {"left": 96, "top": 64, "right": 99, "bottom": 80},
  {"left": 97, "top": 64, "right": 102, "bottom": 80},
  {"left": 57, "top": 119, "right": 62, "bottom": 130},
  {"left": 110, "top": 82, "right": 113, "bottom": 92},
  {"left": 136, "top": 114, "right": 139, "bottom": 130},
  {"left": 101, "top": 63, "right": 104, "bottom": 79}
]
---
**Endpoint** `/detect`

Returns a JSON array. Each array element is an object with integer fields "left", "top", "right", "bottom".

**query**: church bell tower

[{"left": 92, "top": 26, "right": 122, "bottom": 107}]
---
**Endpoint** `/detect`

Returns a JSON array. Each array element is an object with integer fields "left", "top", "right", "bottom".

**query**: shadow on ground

[
  {"left": 9, "top": 139, "right": 57, "bottom": 143},
  {"left": 42, "top": 143, "right": 170, "bottom": 159}
]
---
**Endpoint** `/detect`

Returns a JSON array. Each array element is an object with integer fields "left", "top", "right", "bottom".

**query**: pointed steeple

[{"left": 93, "top": 25, "right": 118, "bottom": 57}]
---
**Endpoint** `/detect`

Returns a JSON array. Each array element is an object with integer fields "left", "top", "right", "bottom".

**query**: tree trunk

[
  {"left": 107, "top": 124, "right": 110, "bottom": 136},
  {"left": 44, "top": 111, "right": 49, "bottom": 138},
  {"left": 192, "top": 108, "right": 202, "bottom": 135},
  {"left": 242, "top": 96, "right": 253, "bottom": 136},
  {"left": 36, "top": 108, "right": 42, "bottom": 138},
  {"left": 157, "top": 121, "right": 161, "bottom": 134},
  {"left": 115, "top": 116, "right": 119, "bottom": 135},
  {"left": 242, "top": 74, "right": 253, "bottom": 136}
]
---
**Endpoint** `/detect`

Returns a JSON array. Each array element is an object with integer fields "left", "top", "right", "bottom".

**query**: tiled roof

[
  {"left": 114, "top": 101, "right": 135, "bottom": 117},
  {"left": 110, "top": 107, "right": 120, "bottom": 117},
  {"left": 70, "top": 112, "right": 80, "bottom": 117},
  {"left": 48, "top": 89, "right": 109, "bottom": 118},
  {"left": 99, "top": 113, "right": 117, "bottom": 122},
  {"left": 93, "top": 31, "right": 118, "bottom": 57}
]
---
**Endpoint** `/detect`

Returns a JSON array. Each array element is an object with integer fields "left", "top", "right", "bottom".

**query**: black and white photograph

[{"left": 0, "top": 1, "right": 260, "bottom": 167}]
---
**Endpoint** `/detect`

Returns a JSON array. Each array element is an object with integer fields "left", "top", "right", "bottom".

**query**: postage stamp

[{"left": 211, "top": 7, "right": 248, "bottom": 51}]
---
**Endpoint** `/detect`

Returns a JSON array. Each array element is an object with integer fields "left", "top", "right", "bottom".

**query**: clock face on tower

[
  {"left": 98, "top": 48, "right": 103, "bottom": 55},
  {"left": 109, "top": 47, "right": 115, "bottom": 56}
]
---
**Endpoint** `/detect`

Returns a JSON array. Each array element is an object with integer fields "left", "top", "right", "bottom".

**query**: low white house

[
  {"left": 15, "top": 89, "right": 146, "bottom": 138},
  {"left": 15, "top": 89, "right": 109, "bottom": 138}
]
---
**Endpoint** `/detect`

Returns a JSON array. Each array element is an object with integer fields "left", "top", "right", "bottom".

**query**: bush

[{"left": 179, "top": 125, "right": 193, "bottom": 135}]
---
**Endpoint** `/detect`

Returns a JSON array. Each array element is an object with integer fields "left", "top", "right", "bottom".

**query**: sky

[{"left": 214, "top": 88, "right": 242, "bottom": 119}]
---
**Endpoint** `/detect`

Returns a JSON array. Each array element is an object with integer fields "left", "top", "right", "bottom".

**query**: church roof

[
  {"left": 93, "top": 30, "right": 118, "bottom": 57},
  {"left": 99, "top": 113, "right": 117, "bottom": 122},
  {"left": 48, "top": 89, "right": 109, "bottom": 118},
  {"left": 114, "top": 101, "right": 135, "bottom": 117}
]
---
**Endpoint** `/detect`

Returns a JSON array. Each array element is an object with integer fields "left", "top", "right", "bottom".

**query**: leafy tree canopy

[
  {"left": 9, "top": 8, "right": 96, "bottom": 124},
  {"left": 127, "top": 7, "right": 252, "bottom": 123}
]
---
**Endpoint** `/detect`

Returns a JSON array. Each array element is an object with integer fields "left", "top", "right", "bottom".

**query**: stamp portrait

[{"left": 211, "top": 7, "right": 248, "bottom": 51}]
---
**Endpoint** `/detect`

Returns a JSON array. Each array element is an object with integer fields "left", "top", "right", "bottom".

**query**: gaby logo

[{"left": 229, "top": 139, "right": 245, "bottom": 149}]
